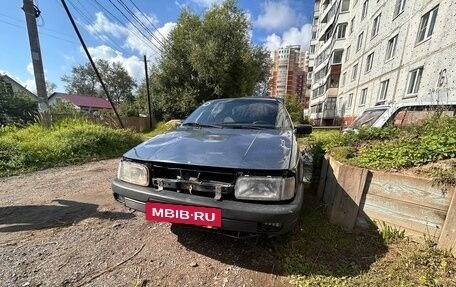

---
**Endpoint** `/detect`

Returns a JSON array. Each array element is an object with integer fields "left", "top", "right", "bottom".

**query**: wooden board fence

[{"left": 318, "top": 156, "right": 456, "bottom": 256}]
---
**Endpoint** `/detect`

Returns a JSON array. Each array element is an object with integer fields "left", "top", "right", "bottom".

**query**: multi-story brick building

[
  {"left": 270, "top": 45, "right": 307, "bottom": 101},
  {"left": 309, "top": 0, "right": 456, "bottom": 126}
]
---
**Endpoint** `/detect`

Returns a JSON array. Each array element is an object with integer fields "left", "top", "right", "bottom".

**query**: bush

[
  {"left": 318, "top": 117, "right": 456, "bottom": 171},
  {"left": 0, "top": 118, "right": 143, "bottom": 177}
]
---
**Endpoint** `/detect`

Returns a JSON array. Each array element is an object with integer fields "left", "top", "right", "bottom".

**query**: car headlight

[
  {"left": 234, "top": 176, "right": 295, "bottom": 201},
  {"left": 117, "top": 160, "right": 149, "bottom": 186}
]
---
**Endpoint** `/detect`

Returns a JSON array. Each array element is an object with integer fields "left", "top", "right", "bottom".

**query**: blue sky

[{"left": 0, "top": 0, "right": 313, "bottom": 93}]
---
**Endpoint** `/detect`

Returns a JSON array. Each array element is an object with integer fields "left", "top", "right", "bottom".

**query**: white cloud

[
  {"left": 263, "top": 24, "right": 312, "bottom": 51},
  {"left": 190, "top": 0, "right": 223, "bottom": 8},
  {"left": 24, "top": 79, "right": 37, "bottom": 94},
  {"left": 82, "top": 12, "right": 180, "bottom": 84},
  {"left": 87, "top": 45, "right": 145, "bottom": 82},
  {"left": 85, "top": 12, "right": 175, "bottom": 59},
  {"left": 86, "top": 12, "right": 125, "bottom": 38},
  {"left": 27, "top": 63, "right": 34, "bottom": 75},
  {"left": 254, "top": 1, "right": 299, "bottom": 31}
]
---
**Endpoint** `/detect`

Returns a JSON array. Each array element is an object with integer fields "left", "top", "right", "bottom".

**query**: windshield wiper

[
  {"left": 217, "top": 123, "right": 273, "bottom": 130},
  {"left": 182, "top": 122, "right": 222, "bottom": 128}
]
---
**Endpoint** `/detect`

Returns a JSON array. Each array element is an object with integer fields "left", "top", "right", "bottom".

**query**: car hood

[{"left": 124, "top": 127, "right": 294, "bottom": 170}]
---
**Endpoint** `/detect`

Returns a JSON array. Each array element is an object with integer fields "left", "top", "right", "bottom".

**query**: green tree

[
  {"left": 285, "top": 93, "right": 304, "bottom": 124},
  {"left": 0, "top": 78, "right": 38, "bottom": 125},
  {"left": 61, "top": 59, "right": 136, "bottom": 104},
  {"left": 149, "top": 0, "right": 271, "bottom": 120},
  {"left": 48, "top": 100, "right": 77, "bottom": 115},
  {"left": 46, "top": 81, "right": 57, "bottom": 97}
]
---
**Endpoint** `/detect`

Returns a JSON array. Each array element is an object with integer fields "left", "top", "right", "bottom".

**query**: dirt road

[{"left": 0, "top": 159, "right": 290, "bottom": 287}]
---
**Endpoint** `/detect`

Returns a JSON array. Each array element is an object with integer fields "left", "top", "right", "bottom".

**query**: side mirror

[{"left": 295, "top": 124, "right": 312, "bottom": 135}]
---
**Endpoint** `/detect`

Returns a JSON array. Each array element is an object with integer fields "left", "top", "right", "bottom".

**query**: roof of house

[
  {"left": 0, "top": 74, "right": 37, "bottom": 98},
  {"left": 49, "top": 92, "right": 112, "bottom": 109}
]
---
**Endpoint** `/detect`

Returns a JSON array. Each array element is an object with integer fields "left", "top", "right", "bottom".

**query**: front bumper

[{"left": 112, "top": 179, "right": 304, "bottom": 235}]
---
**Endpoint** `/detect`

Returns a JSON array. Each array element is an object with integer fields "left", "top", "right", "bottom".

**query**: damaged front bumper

[{"left": 112, "top": 179, "right": 304, "bottom": 236}]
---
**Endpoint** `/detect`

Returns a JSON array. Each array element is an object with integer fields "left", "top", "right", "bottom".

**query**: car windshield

[
  {"left": 183, "top": 99, "right": 283, "bottom": 129},
  {"left": 348, "top": 108, "right": 387, "bottom": 129}
]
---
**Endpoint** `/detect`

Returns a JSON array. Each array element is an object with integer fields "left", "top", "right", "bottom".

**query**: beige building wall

[{"left": 311, "top": 0, "right": 456, "bottom": 126}]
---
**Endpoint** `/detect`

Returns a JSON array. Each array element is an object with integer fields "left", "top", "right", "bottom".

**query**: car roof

[
  {"left": 364, "top": 101, "right": 456, "bottom": 111},
  {"left": 208, "top": 97, "right": 283, "bottom": 104}
]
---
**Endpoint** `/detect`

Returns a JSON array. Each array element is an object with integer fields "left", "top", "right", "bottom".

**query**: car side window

[
  {"left": 392, "top": 105, "right": 456, "bottom": 127},
  {"left": 276, "top": 105, "right": 293, "bottom": 129}
]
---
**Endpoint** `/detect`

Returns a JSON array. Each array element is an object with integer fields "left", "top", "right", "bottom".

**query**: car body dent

[{"left": 124, "top": 127, "right": 295, "bottom": 170}]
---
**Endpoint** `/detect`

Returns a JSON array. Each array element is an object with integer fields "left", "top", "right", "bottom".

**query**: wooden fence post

[{"left": 438, "top": 187, "right": 456, "bottom": 256}]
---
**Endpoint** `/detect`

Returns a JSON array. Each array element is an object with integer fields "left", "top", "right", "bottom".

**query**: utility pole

[
  {"left": 23, "top": 0, "right": 48, "bottom": 111},
  {"left": 144, "top": 55, "right": 153, "bottom": 129}
]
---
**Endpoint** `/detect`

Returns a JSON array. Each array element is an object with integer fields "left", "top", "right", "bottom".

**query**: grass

[
  {"left": 142, "top": 121, "right": 175, "bottom": 139},
  {"left": 289, "top": 127, "right": 456, "bottom": 286},
  {"left": 273, "top": 191, "right": 456, "bottom": 287},
  {"left": 0, "top": 119, "right": 178, "bottom": 178},
  {"left": 0, "top": 118, "right": 144, "bottom": 177},
  {"left": 299, "top": 117, "right": 456, "bottom": 186}
]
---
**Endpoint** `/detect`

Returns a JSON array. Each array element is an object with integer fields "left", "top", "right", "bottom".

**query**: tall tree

[
  {"left": 61, "top": 59, "right": 136, "bottom": 103},
  {"left": 285, "top": 93, "right": 304, "bottom": 124},
  {"left": 149, "top": 0, "right": 271, "bottom": 120},
  {"left": 46, "top": 81, "right": 57, "bottom": 96}
]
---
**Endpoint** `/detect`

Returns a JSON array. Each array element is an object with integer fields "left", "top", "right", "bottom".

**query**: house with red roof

[{"left": 48, "top": 92, "right": 113, "bottom": 112}]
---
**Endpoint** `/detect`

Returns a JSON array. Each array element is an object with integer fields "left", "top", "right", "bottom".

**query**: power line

[
  {"left": 107, "top": 0, "right": 163, "bottom": 53},
  {"left": 128, "top": 0, "right": 168, "bottom": 45},
  {"left": 67, "top": 0, "right": 126, "bottom": 54},
  {"left": 117, "top": 0, "right": 167, "bottom": 49},
  {"left": 0, "top": 18, "right": 78, "bottom": 44},
  {"left": 92, "top": 0, "right": 159, "bottom": 54}
]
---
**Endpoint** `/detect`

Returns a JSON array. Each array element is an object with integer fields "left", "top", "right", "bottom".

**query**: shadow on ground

[
  {"left": 171, "top": 193, "right": 388, "bottom": 278},
  {"left": 0, "top": 199, "right": 134, "bottom": 232}
]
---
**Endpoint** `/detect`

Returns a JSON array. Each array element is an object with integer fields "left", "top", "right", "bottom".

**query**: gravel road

[{"left": 0, "top": 159, "right": 290, "bottom": 287}]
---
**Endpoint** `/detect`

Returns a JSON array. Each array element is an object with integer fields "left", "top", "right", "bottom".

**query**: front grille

[{"left": 150, "top": 165, "right": 237, "bottom": 200}]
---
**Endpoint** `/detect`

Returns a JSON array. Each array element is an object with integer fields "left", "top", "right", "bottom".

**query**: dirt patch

[{"left": 0, "top": 159, "right": 289, "bottom": 287}]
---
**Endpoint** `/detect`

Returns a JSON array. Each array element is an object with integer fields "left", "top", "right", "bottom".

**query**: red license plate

[{"left": 145, "top": 202, "right": 222, "bottom": 228}]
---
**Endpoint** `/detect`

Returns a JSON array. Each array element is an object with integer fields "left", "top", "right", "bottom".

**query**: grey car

[{"left": 112, "top": 97, "right": 312, "bottom": 236}]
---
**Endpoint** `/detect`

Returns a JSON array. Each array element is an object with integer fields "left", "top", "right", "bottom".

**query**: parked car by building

[
  {"left": 112, "top": 97, "right": 312, "bottom": 236},
  {"left": 343, "top": 102, "right": 456, "bottom": 133}
]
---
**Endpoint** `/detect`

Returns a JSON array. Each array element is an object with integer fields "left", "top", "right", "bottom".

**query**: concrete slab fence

[{"left": 318, "top": 156, "right": 456, "bottom": 255}]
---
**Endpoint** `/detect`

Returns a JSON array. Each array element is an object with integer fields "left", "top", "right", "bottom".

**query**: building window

[
  {"left": 332, "top": 50, "right": 343, "bottom": 64},
  {"left": 338, "top": 97, "right": 343, "bottom": 110},
  {"left": 345, "top": 45, "right": 351, "bottom": 62},
  {"left": 365, "top": 52, "right": 374, "bottom": 73},
  {"left": 394, "top": 0, "right": 406, "bottom": 18},
  {"left": 310, "top": 45, "right": 315, "bottom": 54},
  {"left": 351, "top": 63, "right": 358, "bottom": 81},
  {"left": 385, "top": 34, "right": 398, "bottom": 61},
  {"left": 360, "top": 88, "right": 368, "bottom": 105},
  {"left": 416, "top": 6, "right": 438, "bottom": 44},
  {"left": 350, "top": 17, "right": 355, "bottom": 34},
  {"left": 341, "top": 0, "right": 350, "bottom": 12},
  {"left": 357, "top": 32, "right": 364, "bottom": 51},
  {"left": 312, "top": 31, "right": 317, "bottom": 40},
  {"left": 378, "top": 79, "right": 389, "bottom": 100},
  {"left": 341, "top": 72, "right": 347, "bottom": 87},
  {"left": 372, "top": 14, "right": 381, "bottom": 38},
  {"left": 348, "top": 93, "right": 353, "bottom": 108},
  {"left": 362, "top": 0, "right": 369, "bottom": 19},
  {"left": 405, "top": 67, "right": 423, "bottom": 96},
  {"left": 336, "top": 23, "right": 348, "bottom": 39}
]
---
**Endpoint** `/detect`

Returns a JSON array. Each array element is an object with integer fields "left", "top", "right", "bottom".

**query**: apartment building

[
  {"left": 309, "top": 0, "right": 456, "bottom": 126},
  {"left": 270, "top": 45, "right": 307, "bottom": 101}
]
